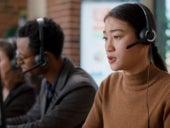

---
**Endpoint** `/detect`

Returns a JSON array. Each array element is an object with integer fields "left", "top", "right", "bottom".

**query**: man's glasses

[{"left": 16, "top": 51, "right": 35, "bottom": 62}]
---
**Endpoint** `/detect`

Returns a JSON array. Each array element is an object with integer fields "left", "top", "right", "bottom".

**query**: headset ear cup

[
  {"left": 11, "top": 57, "right": 19, "bottom": 69},
  {"left": 41, "top": 55, "right": 48, "bottom": 66},
  {"left": 139, "top": 28, "right": 156, "bottom": 45},
  {"left": 35, "top": 55, "right": 40, "bottom": 65},
  {"left": 139, "top": 28, "right": 152, "bottom": 45},
  {"left": 139, "top": 28, "right": 146, "bottom": 40},
  {"left": 35, "top": 54, "right": 48, "bottom": 67},
  {"left": 146, "top": 30, "right": 156, "bottom": 42}
]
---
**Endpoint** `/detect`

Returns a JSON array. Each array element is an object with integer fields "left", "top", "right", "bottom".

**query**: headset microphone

[
  {"left": 22, "top": 63, "right": 42, "bottom": 74},
  {"left": 126, "top": 38, "right": 148, "bottom": 49}
]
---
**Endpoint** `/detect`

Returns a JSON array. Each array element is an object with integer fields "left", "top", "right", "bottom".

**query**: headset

[
  {"left": 7, "top": 39, "right": 19, "bottom": 70},
  {"left": 125, "top": 4, "right": 155, "bottom": 128},
  {"left": 23, "top": 18, "right": 48, "bottom": 74},
  {"left": 138, "top": 3, "right": 156, "bottom": 43},
  {"left": 126, "top": 3, "right": 157, "bottom": 49},
  {"left": 136, "top": 4, "right": 155, "bottom": 128},
  {"left": 34, "top": 18, "right": 48, "bottom": 66}
]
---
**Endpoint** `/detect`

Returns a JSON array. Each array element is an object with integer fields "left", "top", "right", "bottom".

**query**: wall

[
  {"left": 47, "top": 0, "right": 81, "bottom": 65},
  {"left": 27, "top": 0, "right": 47, "bottom": 19},
  {"left": 0, "top": 0, "right": 27, "bottom": 38},
  {"left": 142, "top": 0, "right": 154, "bottom": 12}
]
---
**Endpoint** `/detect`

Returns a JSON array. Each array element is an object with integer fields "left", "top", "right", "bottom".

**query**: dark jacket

[
  {"left": 4, "top": 82, "right": 36, "bottom": 118},
  {"left": 7, "top": 58, "right": 98, "bottom": 128}
]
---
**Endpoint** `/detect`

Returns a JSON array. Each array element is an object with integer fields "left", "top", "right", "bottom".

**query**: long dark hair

[{"left": 104, "top": 3, "right": 167, "bottom": 71}]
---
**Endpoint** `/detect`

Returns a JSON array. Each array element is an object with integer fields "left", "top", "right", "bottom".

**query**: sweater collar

[{"left": 122, "top": 63, "right": 159, "bottom": 91}]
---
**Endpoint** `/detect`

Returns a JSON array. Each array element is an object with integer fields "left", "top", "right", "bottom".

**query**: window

[{"left": 80, "top": 0, "right": 140, "bottom": 85}]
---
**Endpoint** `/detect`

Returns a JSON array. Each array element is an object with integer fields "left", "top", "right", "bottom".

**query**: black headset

[
  {"left": 126, "top": 3, "right": 157, "bottom": 49},
  {"left": 22, "top": 18, "right": 48, "bottom": 74},
  {"left": 8, "top": 40, "right": 19, "bottom": 70},
  {"left": 137, "top": 4, "right": 155, "bottom": 128},
  {"left": 35, "top": 17, "right": 48, "bottom": 66},
  {"left": 138, "top": 3, "right": 156, "bottom": 44}
]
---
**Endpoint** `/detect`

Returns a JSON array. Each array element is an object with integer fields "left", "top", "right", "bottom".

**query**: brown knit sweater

[{"left": 83, "top": 64, "right": 170, "bottom": 128}]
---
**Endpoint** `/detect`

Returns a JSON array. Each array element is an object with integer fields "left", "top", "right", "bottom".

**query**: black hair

[
  {"left": 17, "top": 17, "right": 64, "bottom": 58},
  {"left": 0, "top": 39, "right": 16, "bottom": 61},
  {"left": 104, "top": 3, "right": 167, "bottom": 71}
]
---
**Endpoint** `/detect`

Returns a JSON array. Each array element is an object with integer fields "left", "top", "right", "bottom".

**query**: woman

[
  {"left": 83, "top": 3, "right": 170, "bottom": 128},
  {"left": 0, "top": 39, "right": 36, "bottom": 118}
]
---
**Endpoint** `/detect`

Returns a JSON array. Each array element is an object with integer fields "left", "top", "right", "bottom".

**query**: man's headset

[
  {"left": 126, "top": 3, "right": 156, "bottom": 49},
  {"left": 23, "top": 18, "right": 48, "bottom": 74}
]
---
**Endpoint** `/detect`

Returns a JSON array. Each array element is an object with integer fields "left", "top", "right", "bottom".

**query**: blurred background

[{"left": 0, "top": 0, "right": 168, "bottom": 85}]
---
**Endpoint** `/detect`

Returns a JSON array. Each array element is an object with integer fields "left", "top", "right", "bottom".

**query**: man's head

[
  {"left": 17, "top": 17, "right": 64, "bottom": 57},
  {"left": 16, "top": 18, "right": 64, "bottom": 75}
]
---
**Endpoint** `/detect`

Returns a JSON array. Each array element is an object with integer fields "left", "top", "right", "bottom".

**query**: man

[{"left": 6, "top": 17, "right": 98, "bottom": 128}]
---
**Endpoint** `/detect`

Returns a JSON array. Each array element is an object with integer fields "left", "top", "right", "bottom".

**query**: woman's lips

[{"left": 107, "top": 56, "right": 116, "bottom": 64}]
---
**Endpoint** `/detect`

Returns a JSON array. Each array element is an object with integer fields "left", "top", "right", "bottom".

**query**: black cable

[
  {"left": 146, "top": 63, "right": 150, "bottom": 128},
  {"left": 146, "top": 44, "right": 152, "bottom": 128}
]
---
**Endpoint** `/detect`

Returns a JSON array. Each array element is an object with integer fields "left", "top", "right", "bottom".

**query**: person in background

[
  {"left": 0, "top": 39, "right": 36, "bottom": 118},
  {"left": 6, "top": 17, "right": 98, "bottom": 128},
  {"left": 83, "top": 3, "right": 170, "bottom": 128}
]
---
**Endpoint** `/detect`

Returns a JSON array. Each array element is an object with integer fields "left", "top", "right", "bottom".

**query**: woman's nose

[{"left": 105, "top": 39, "right": 115, "bottom": 52}]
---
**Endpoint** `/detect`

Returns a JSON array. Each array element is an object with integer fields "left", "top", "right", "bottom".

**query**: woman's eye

[
  {"left": 103, "top": 37, "right": 107, "bottom": 41},
  {"left": 114, "top": 35, "right": 121, "bottom": 39}
]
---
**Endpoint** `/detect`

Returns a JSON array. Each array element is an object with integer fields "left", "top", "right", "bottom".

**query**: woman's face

[
  {"left": 103, "top": 17, "right": 149, "bottom": 74},
  {"left": 0, "top": 50, "right": 11, "bottom": 80}
]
